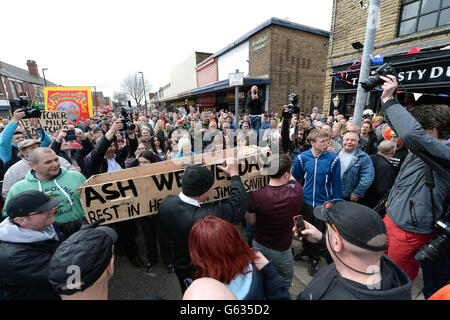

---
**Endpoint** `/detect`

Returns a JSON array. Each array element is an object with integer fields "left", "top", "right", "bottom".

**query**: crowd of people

[{"left": 0, "top": 77, "right": 448, "bottom": 301}]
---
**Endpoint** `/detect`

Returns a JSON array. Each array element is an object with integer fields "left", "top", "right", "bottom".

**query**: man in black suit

[{"left": 158, "top": 160, "right": 247, "bottom": 294}]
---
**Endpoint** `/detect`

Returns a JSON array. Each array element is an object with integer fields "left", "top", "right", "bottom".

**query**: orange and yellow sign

[{"left": 44, "top": 87, "right": 93, "bottom": 124}]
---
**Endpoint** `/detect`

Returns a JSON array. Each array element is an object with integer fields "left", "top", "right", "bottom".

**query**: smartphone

[
  {"left": 293, "top": 215, "right": 305, "bottom": 235},
  {"left": 65, "top": 129, "right": 76, "bottom": 141}
]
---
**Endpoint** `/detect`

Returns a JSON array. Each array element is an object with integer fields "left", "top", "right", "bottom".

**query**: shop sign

[
  {"left": 197, "top": 94, "right": 215, "bottom": 105},
  {"left": 333, "top": 58, "right": 450, "bottom": 92},
  {"left": 226, "top": 91, "right": 245, "bottom": 100},
  {"left": 252, "top": 35, "right": 268, "bottom": 51},
  {"left": 229, "top": 72, "right": 244, "bottom": 87}
]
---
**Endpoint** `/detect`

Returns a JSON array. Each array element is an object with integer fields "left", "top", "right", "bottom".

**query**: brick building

[
  {"left": 152, "top": 18, "right": 329, "bottom": 115},
  {"left": 324, "top": 0, "right": 450, "bottom": 116},
  {"left": 0, "top": 60, "right": 57, "bottom": 117}
]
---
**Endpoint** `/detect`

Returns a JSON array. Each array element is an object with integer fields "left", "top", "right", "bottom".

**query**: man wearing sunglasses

[
  {"left": 295, "top": 200, "right": 412, "bottom": 300},
  {"left": 0, "top": 190, "right": 65, "bottom": 300}
]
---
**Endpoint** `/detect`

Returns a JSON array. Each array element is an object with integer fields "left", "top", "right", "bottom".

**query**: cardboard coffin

[{"left": 78, "top": 146, "right": 273, "bottom": 225}]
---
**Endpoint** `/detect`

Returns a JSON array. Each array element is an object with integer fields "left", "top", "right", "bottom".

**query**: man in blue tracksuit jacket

[
  {"left": 292, "top": 129, "right": 342, "bottom": 276},
  {"left": 0, "top": 109, "right": 51, "bottom": 170}
]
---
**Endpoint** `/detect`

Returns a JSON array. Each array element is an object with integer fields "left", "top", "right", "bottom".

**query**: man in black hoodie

[{"left": 296, "top": 200, "right": 412, "bottom": 300}]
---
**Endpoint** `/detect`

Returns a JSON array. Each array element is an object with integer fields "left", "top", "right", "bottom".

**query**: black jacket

[
  {"left": 297, "top": 255, "right": 412, "bottom": 300},
  {"left": 88, "top": 134, "right": 138, "bottom": 176},
  {"left": 50, "top": 137, "right": 94, "bottom": 177},
  {"left": 281, "top": 117, "right": 310, "bottom": 159},
  {"left": 158, "top": 176, "right": 248, "bottom": 270},
  {"left": 359, "top": 131, "right": 378, "bottom": 155},
  {"left": 238, "top": 262, "right": 290, "bottom": 300},
  {"left": 0, "top": 226, "right": 66, "bottom": 300},
  {"left": 245, "top": 95, "right": 264, "bottom": 115},
  {"left": 360, "top": 153, "right": 396, "bottom": 210}
]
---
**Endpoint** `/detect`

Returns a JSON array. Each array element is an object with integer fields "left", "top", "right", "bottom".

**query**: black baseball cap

[
  {"left": 48, "top": 220, "right": 117, "bottom": 295},
  {"left": 313, "top": 200, "right": 388, "bottom": 252},
  {"left": 6, "top": 190, "right": 61, "bottom": 219}
]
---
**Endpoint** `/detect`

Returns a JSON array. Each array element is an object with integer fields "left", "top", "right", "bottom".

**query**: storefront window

[
  {"left": 344, "top": 94, "right": 356, "bottom": 117},
  {"left": 398, "top": 0, "right": 450, "bottom": 36}
]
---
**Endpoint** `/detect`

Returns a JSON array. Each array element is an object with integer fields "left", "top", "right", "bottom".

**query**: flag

[
  {"left": 44, "top": 87, "right": 94, "bottom": 124},
  {"left": 407, "top": 47, "right": 421, "bottom": 54}
]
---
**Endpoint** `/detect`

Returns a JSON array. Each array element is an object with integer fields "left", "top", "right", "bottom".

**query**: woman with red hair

[{"left": 189, "top": 216, "right": 290, "bottom": 300}]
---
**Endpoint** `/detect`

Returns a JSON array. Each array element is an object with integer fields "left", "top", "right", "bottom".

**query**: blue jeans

[{"left": 249, "top": 115, "right": 261, "bottom": 132}]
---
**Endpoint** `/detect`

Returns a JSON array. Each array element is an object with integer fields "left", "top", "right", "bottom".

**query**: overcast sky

[{"left": 2, "top": 0, "right": 333, "bottom": 99}]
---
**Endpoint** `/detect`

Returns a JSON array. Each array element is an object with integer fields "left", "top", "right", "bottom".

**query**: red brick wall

[{"left": 0, "top": 77, "right": 6, "bottom": 98}]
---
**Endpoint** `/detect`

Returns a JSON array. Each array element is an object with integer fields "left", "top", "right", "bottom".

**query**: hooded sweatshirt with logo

[{"left": 2, "top": 167, "right": 86, "bottom": 223}]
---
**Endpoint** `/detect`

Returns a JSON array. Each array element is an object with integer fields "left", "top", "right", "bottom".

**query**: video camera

[
  {"left": 360, "top": 63, "right": 397, "bottom": 91},
  {"left": 415, "top": 218, "right": 450, "bottom": 262},
  {"left": 118, "top": 109, "right": 136, "bottom": 131},
  {"left": 282, "top": 93, "right": 300, "bottom": 119},
  {"left": 9, "top": 96, "right": 41, "bottom": 119}
]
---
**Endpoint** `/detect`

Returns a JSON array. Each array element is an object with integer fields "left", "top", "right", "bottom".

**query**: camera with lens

[
  {"left": 283, "top": 93, "right": 300, "bottom": 119},
  {"left": 415, "top": 218, "right": 450, "bottom": 262},
  {"left": 9, "top": 96, "right": 41, "bottom": 119},
  {"left": 360, "top": 63, "right": 397, "bottom": 91},
  {"left": 118, "top": 110, "right": 136, "bottom": 131}
]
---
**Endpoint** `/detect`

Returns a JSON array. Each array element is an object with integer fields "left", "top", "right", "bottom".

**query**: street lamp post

[
  {"left": 42, "top": 68, "right": 48, "bottom": 86},
  {"left": 94, "top": 86, "right": 98, "bottom": 115},
  {"left": 138, "top": 71, "right": 148, "bottom": 113}
]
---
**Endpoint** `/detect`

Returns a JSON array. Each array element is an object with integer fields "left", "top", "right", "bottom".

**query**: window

[
  {"left": 16, "top": 82, "right": 25, "bottom": 96},
  {"left": 9, "top": 81, "right": 18, "bottom": 98},
  {"left": 398, "top": 0, "right": 450, "bottom": 36}
]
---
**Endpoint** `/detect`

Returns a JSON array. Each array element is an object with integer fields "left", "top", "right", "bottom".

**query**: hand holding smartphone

[
  {"left": 293, "top": 214, "right": 305, "bottom": 236},
  {"left": 65, "top": 129, "right": 76, "bottom": 141}
]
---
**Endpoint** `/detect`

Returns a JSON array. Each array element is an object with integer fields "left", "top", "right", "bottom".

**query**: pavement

[{"left": 108, "top": 222, "right": 425, "bottom": 300}]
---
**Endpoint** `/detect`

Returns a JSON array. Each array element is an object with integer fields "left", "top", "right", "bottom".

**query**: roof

[
  {"left": 0, "top": 61, "right": 57, "bottom": 86},
  {"left": 197, "top": 17, "right": 329, "bottom": 68}
]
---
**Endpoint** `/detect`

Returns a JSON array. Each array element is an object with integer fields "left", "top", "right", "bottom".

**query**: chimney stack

[{"left": 26, "top": 60, "right": 40, "bottom": 78}]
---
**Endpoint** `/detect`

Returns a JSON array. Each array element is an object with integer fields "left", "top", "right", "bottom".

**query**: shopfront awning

[{"left": 190, "top": 77, "right": 271, "bottom": 96}]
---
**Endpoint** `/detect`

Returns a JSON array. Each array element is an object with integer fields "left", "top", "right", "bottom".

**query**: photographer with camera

[
  {"left": 281, "top": 94, "right": 310, "bottom": 160},
  {"left": 88, "top": 120, "right": 138, "bottom": 176},
  {"left": 245, "top": 86, "right": 264, "bottom": 134},
  {"left": 0, "top": 108, "right": 52, "bottom": 172},
  {"left": 378, "top": 74, "right": 450, "bottom": 292}
]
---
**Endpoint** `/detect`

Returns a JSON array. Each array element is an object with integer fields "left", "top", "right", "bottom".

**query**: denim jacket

[{"left": 335, "top": 147, "right": 374, "bottom": 198}]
